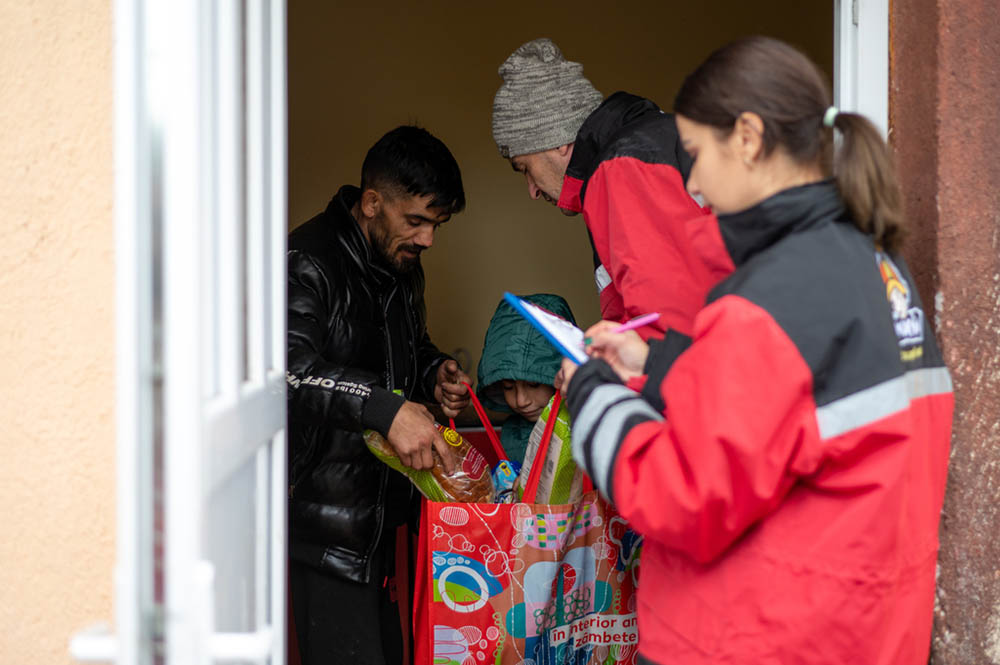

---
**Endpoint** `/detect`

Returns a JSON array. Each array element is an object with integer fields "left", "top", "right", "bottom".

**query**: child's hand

[
  {"left": 559, "top": 358, "right": 579, "bottom": 396},
  {"left": 434, "top": 359, "right": 471, "bottom": 417},
  {"left": 553, "top": 367, "right": 566, "bottom": 391},
  {"left": 583, "top": 321, "right": 649, "bottom": 381}
]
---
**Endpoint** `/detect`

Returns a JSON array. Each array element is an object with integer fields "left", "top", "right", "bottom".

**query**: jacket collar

[
  {"left": 558, "top": 91, "right": 662, "bottom": 213},
  {"left": 716, "top": 180, "right": 846, "bottom": 267},
  {"left": 326, "top": 184, "right": 396, "bottom": 284}
]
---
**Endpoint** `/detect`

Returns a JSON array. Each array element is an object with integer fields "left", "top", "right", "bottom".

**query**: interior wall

[
  {"left": 288, "top": 1, "right": 832, "bottom": 395},
  {"left": 0, "top": 2, "right": 115, "bottom": 663}
]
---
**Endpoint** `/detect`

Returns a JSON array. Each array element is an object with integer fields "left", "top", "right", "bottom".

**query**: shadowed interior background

[{"left": 288, "top": 1, "right": 832, "bottom": 414}]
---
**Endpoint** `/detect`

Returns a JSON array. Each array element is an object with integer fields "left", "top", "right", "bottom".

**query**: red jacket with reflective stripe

[
  {"left": 568, "top": 182, "right": 953, "bottom": 665},
  {"left": 557, "top": 92, "right": 732, "bottom": 339}
]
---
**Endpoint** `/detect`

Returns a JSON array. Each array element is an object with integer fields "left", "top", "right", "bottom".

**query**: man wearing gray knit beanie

[
  {"left": 491, "top": 38, "right": 603, "bottom": 209},
  {"left": 491, "top": 38, "right": 730, "bottom": 342}
]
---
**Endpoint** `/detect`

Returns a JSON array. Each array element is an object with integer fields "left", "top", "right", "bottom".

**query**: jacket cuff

[
  {"left": 361, "top": 386, "right": 406, "bottom": 437},
  {"left": 640, "top": 330, "right": 692, "bottom": 412},
  {"left": 566, "top": 359, "right": 624, "bottom": 422}
]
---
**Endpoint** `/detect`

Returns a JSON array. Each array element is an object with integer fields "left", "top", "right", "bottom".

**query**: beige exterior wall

[{"left": 0, "top": 2, "right": 115, "bottom": 663}]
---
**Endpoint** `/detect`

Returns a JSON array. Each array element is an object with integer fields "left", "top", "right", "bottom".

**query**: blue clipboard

[{"left": 503, "top": 292, "right": 588, "bottom": 364}]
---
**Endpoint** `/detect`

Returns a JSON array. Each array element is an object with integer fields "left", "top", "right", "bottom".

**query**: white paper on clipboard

[{"left": 503, "top": 292, "right": 588, "bottom": 364}]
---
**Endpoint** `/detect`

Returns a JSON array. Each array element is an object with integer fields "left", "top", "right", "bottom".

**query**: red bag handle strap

[
  {"left": 456, "top": 380, "right": 508, "bottom": 462},
  {"left": 522, "top": 390, "right": 562, "bottom": 503},
  {"left": 449, "top": 384, "right": 590, "bottom": 498}
]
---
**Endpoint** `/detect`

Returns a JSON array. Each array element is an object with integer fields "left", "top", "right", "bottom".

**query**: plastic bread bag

[
  {"left": 364, "top": 424, "right": 496, "bottom": 503},
  {"left": 514, "top": 394, "right": 583, "bottom": 504}
]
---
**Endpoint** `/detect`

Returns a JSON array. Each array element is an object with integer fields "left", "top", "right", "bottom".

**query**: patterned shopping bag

[
  {"left": 414, "top": 394, "right": 643, "bottom": 665},
  {"left": 514, "top": 394, "right": 583, "bottom": 504}
]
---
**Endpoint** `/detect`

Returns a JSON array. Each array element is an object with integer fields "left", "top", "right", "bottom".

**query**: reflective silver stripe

[
  {"left": 591, "top": 398, "right": 663, "bottom": 492},
  {"left": 815, "top": 366, "right": 953, "bottom": 440},
  {"left": 572, "top": 384, "right": 663, "bottom": 494},
  {"left": 595, "top": 264, "right": 612, "bottom": 294},
  {"left": 571, "top": 385, "right": 631, "bottom": 463}
]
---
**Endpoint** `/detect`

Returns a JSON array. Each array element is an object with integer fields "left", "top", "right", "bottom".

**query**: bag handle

[
  {"left": 522, "top": 390, "right": 562, "bottom": 503},
  {"left": 452, "top": 381, "right": 508, "bottom": 463},
  {"left": 450, "top": 384, "right": 589, "bottom": 500}
]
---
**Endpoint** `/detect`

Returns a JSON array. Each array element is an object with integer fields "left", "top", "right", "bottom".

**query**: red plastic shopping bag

[{"left": 414, "top": 393, "right": 643, "bottom": 665}]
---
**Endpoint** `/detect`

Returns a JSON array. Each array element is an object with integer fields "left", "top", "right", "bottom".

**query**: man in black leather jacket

[{"left": 286, "top": 126, "right": 471, "bottom": 665}]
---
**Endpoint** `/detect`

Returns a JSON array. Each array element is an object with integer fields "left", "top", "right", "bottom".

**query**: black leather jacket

[{"left": 286, "top": 185, "right": 449, "bottom": 583}]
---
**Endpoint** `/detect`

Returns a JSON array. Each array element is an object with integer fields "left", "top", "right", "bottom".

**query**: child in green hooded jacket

[{"left": 476, "top": 293, "right": 576, "bottom": 465}]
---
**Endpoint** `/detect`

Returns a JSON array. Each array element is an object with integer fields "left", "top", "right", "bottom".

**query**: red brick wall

[{"left": 891, "top": 1, "right": 1000, "bottom": 662}]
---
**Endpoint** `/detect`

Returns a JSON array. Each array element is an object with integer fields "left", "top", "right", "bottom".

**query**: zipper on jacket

[
  {"left": 364, "top": 465, "right": 389, "bottom": 582},
  {"left": 382, "top": 283, "right": 399, "bottom": 391},
  {"left": 405, "top": 288, "right": 420, "bottom": 397},
  {"left": 366, "top": 282, "right": 397, "bottom": 583}
]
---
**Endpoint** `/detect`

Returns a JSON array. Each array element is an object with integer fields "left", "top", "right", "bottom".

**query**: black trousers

[{"left": 290, "top": 541, "right": 404, "bottom": 665}]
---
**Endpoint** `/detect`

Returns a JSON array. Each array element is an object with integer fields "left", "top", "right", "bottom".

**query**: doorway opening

[
  {"left": 74, "top": 2, "right": 890, "bottom": 663},
  {"left": 287, "top": 1, "right": 836, "bottom": 422}
]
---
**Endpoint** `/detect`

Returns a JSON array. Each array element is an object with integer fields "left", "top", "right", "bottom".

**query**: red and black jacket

[
  {"left": 567, "top": 181, "right": 953, "bottom": 664},
  {"left": 557, "top": 92, "right": 732, "bottom": 339}
]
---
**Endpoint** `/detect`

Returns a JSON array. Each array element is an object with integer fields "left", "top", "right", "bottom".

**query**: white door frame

[
  {"left": 69, "top": 0, "right": 154, "bottom": 660},
  {"left": 834, "top": 0, "right": 890, "bottom": 137},
  {"left": 70, "top": 0, "right": 288, "bottom": 663}
]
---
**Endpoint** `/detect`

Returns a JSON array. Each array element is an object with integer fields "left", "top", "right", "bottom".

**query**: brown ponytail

[
  {"left": 830, "top": 112, "right": 904, "bottom": 251},
  {"left": 674, "top": 36, "right": 905, "bottom": 251}
]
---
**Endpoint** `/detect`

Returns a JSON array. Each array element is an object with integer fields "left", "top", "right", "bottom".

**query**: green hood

[{"left": 476, "top": 293, "right": 576, "bottom": 413}]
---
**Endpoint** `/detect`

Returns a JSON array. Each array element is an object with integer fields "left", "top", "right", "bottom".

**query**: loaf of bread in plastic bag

[{"left": 364, "top": 424, "right": 496, "bottom": 503}]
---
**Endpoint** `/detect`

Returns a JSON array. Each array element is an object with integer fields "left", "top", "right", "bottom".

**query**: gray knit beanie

[{"left": 492, "top": 38, "right": 603, "bottom": 158}]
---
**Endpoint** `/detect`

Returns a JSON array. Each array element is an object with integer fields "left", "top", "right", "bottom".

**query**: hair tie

[{"left": 823, "top": 106, "right": 840, "bottom": 128}]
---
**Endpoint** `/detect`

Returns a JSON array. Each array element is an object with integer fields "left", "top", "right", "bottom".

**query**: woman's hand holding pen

[
  {"left": 560, "top": 320, "right": 651, "bottom": 395},
  {"left": 583, "top": 321, "right": 649, "bottom": 381}
]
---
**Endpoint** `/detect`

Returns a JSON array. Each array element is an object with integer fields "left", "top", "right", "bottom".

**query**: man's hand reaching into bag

[{"left": 386, "top": 401, "right": 456, "bottom": 473}]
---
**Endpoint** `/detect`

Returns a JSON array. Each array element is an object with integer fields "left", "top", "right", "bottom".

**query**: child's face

[{"left": 501, "top": 380, "right": 556, "bottom": 422}]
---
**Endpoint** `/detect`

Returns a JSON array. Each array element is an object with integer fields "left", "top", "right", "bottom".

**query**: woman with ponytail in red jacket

[{"left": 562, "top": 37, "right": 953, "bottom": 665}]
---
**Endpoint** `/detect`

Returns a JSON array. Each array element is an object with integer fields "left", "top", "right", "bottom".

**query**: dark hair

[
  {"left": 360, "top": 125, "right": 466, "bottom": 214},
  {"left": 674, "top": 36, "right": 904, "bottom": 251}
]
